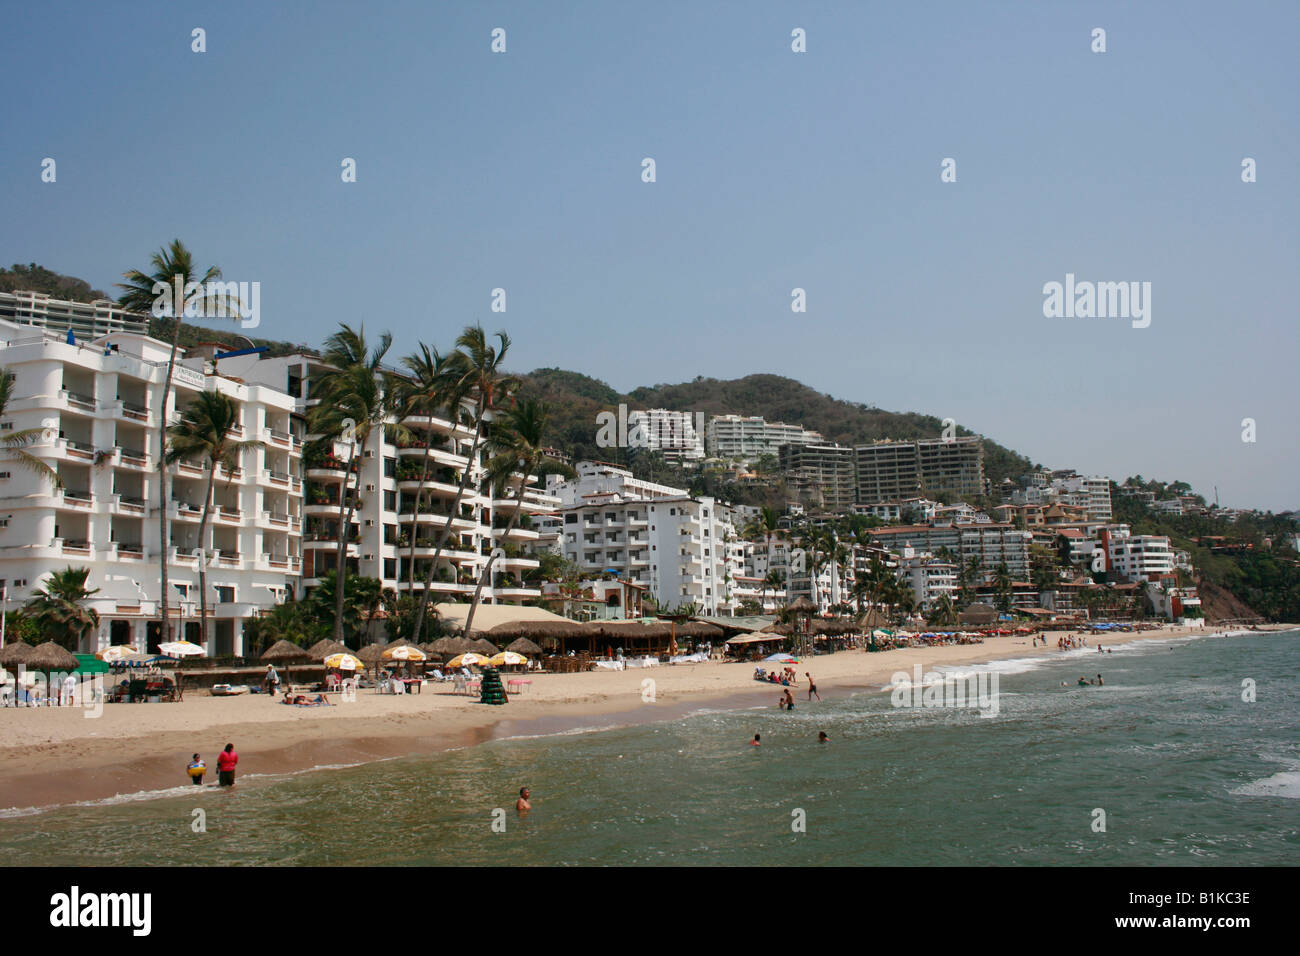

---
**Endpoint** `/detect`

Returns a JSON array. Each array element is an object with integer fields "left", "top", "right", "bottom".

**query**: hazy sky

[{"left": 3, "top": 1, "right": 1296, "bottom": 510}]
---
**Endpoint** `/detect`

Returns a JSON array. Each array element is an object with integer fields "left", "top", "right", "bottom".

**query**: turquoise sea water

[{"left": 2, "top": 630, "right": 1297, "bottom": 866}]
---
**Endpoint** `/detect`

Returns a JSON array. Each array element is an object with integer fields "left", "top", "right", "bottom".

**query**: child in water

[{"left": 187, "top": 753, "right": 205, "bottom": 785}]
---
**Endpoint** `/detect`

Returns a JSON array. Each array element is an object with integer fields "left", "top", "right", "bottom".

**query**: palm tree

[
  {"left": 24, "top": 566, "right": 99, "bottom": 651},
  {"left": 993, "top": 561, "right": 1013, "bottom": 612},
  {"left": 117, "top": 240, "right": 242, "bottom": 642},
  {"left": 397, "top": 342, "right": 466, "bottom": 590},
  {"left": 306, "top": 324, "right": 397, "bottom": 643},
  {"left": 761, "top": 569, "right": 783, "bottom": 612},
  {"left": 928, "top": 594, "right": 958, "bottom": 627},
  {"left": 166, "top": 391, "right": 260, "bottom": 648},
  {"left": 0, "top": 369, "right": 61, "bottom": 489},
  {"left": 412, "top": 325, "right": 519, "bottom": 639},
  {"left": 462, "top": 400, "right": 572, "bottom": 636}
]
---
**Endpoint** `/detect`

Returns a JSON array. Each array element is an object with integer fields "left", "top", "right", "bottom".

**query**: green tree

[
  {"left": 242, "top": 600, "right": 322, "bottom": 656},
  {"left": 462, "top": 399, "right": 574, "bottom": 635},
  {"left": 306, "top": 324, "right": 397, "bottom": 643},
  {"left": 117, "top": 240, "right": 242, "bottom": 641},
  {"left": 166, "top": 391, "right": 260, "bottom": 648},
  {"left": 412, "top": 325, "right": 519, "bottom": 638},
  {"left": 396, "top": 342, "right": 466, "bottom": 588},
  {"left": 24, "top": 566, "right": 99, "bottom": 651},
  {"left": 305, "top": 571, "right": 385, "bottom": 648}
]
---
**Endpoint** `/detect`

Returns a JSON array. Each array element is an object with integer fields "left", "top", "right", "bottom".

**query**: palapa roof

[
  {"left": 469, "top": 638, "right": 499, "bottom": 655},
  {"left": 505, "top": 637, "right": 544, "bottom": 655},
  {"left": 674, "top": 621, "right": 724, "bottom": 639},
  {"left": 26, "top": 641, "right": 79, "bottom": 670},
  {"left": 594, "top": 620, "right": 675, "bottom": 639},
  {"left": 356, "top": 643, "right": 388, "bottom": 663},
  {"left": 261, "top": 639, "right": 313, "bottom": 662},
  {"left": 0, "top": 639, "right": 35, "bottom": 666},
  {"left": 691, "top": 615, "right": 776, "bottom": 633},
  {"left": 306, "top": 639, "right": 350, "bottom": 662},
  {"left": 430, "top": 636, "right": 472, "bottom": 656},
  {"left": 486, "top": 619, "right": 595, "bottom": 640},
  {"left": 785, "top": 596, "right": 818, "bottom": 614}
]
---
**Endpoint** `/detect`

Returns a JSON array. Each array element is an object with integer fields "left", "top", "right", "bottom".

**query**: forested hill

[{"left": 519, "top": 369, "right": 1035, "bottom": 489}]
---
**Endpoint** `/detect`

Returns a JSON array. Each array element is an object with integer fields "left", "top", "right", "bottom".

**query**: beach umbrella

[
  {"left": 323, "top": 652, "right": 362, "bottom": 671},
  {"left": 382, "top": 645, "right": 427, "bottom": 662},
  {"left": 95, "top": 644, "right": 140, "bottom": 662},
  {"left": 488, "top": 651, "right": 527, "bottom": 667},
  {"left": 448, "top": 652, "right": 493, "bottom": 668},
  {"left": 158, "top": 640, "right": 205, "bottom": 658},
  {"left": 763, "top": 652, "right": 800, "bottom": 663}
]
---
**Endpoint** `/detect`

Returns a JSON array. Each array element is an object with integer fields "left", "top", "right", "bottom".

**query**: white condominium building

[
  {"left": 548, "top": 462, "right": 739, "bottom": 614},
  {"left": 1100, "top": 526, "right": 1175, "bottom": 582},
  {"left": 895, "top": 548, "right": 959, "bottom": 610},
  {"left": 224, "top": 352, "right": 559, "bottom": 609},
  {"left": 0, "top": 319, "right": 302, "bottom": 656},
  {"left": 627, "top": 409, "right": 705, "bottom": 463},
  {"left": 705, "top": 414, "right": 823, "bottom": 461},
  {"left": 0, "top": 290, "right": 149, "bottom": 339}
]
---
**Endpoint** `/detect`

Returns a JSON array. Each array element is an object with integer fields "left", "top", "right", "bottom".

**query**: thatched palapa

[
  {"left": 261, "top": 640, "right": 312, "bottom": 663},
  {"left": 0, "top": 639, "right": 35, "bottom": 667},
  {"left": 26, "top": 641, "right": 80, "bottom": 671},
  {"left": 505, "top": 637, "right": 544, "bottom": 656}
]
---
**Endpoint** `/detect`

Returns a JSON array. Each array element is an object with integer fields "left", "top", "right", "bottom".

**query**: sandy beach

[{"left": 2, "top": 623, "right": 1291, "bottom": 813}]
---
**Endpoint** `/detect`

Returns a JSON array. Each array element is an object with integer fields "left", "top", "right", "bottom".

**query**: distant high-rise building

[
  {"left": 854, "top": 437, "right": 984, "bottom": 502},
  {"left": 705, "top": 414, "right": 823, "bottom": 461},
  {"left": 779, "top": 442, "right": 856, "bottom": 512},
  {"left": 0, "top": 290, "right": 148, "bottom": 339}
]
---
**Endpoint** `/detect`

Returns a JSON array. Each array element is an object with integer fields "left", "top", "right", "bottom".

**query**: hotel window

[{"left": 215, "top": 586, "right": 235, "bottom": 604}]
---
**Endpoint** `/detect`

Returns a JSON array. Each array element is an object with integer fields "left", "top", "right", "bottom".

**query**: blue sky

[{"left": 2, "top": 1, "right": 1296, "bottom": 510}]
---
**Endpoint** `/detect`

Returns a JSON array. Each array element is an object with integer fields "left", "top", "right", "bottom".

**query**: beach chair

[{"left": 452, "top": 675, "right": 468, "bottom": 695}]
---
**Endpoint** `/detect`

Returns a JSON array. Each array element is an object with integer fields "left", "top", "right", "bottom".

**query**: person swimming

[
  {"left": 751, "top": 734, "right": 761, "bottom": 746},
  {"left": 818, "top": 732, "right": 829, "bottom": 743}
]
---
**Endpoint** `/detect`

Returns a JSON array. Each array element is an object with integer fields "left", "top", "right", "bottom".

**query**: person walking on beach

[
  {"left": 805, "top": 672, "right": 821, "bottom": 702},
  {"left": 516, "top": 787, "right": 531, "bottom": 814},
  {"left": 187, "top": 753, "right": 206, "bottom": 786},
  {"left": 216, "top": 743, "right": 238, "bottom": 787},
  {"left": 264, "top": 665, "right": 279, "bottom": 696}
]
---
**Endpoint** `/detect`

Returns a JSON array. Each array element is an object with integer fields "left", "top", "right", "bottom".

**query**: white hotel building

[
  {"left": 545, "top": 462, "right": 742, "bottom": 614},
  {"left": 0, "top": 319, "right": 303, "bottom": 655},
  {"left": 705, "top": 414, "right": 823, "bottom": 462},
  {"left": 219, "top": 352, "right": 560, "bottom": 610}
]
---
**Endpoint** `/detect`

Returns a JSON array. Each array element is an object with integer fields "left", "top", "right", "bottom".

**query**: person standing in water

[
  {"left": 805, "top": 672, "right": 821, "bottom": 702},
  {"left": 515, "top": 787, "right": 531, "bottom": 814},
  {"left": 216, "top": 743, "right": 238, "bottom": 787},
  {"left": 818, "top": 732, "right": 829, "bottom": 743},
  {"left": 751, "top": 734, "right": 761, "bottom": 746},
  {"left": 187, "top": 754, "right": 205, "bottom": 785}
]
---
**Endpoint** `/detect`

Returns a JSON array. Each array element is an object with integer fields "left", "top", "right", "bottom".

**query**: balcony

[
  {"left": 117, "top": 446, "right": 150, "bottom": 469},
  {"left": 265, "top": 469, "right": 292, "bottom": 487},
  {"left": 259, "top": 553, "right": 301, "bottom": 572},
  {"left": 114, "top": 494, "right": 148, "bottom": 515},
  {"left": 114, "top": 543, "right": 147, "bottom": 560},
  {"left": 58, "top": 538, "right": 94, "bottom": 556},
  {"left": 261, "top": 511, "right": 300, "bottom": 530},
  {"left": 118, "top": 399, "right": 150, "bottom": 423},
  {"left": 214, "top": 550, "right": 243, "bottom": 568},
  {"left": 59, "top": 489, "right": 95, "bottom": 510},
  {"left": 60, "top": 389, "right": 97, "bottom": 412},
  {"left": 214, "top": 505, "right": 242, "bottom": 524}
]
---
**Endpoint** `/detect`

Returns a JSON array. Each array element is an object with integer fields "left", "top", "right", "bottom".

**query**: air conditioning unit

[
  {"left": 365, "top": 483, "right": 376, "bottom": 492},
  {"left": 364, "top": 450, "right": 375, "bottom": 458},
  {"left": 363, "top": 554, "right": 375, "bottom": 561},
  {"left": 364, "top": 519, "right": 375, "bottom": 527}
]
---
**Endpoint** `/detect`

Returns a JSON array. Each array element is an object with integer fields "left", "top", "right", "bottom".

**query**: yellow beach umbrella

[
  {"left": 489, "top": 651, "right": 527, "bottom": 667},
  {"left": 323, "top": 653, "right": 363, "bottom": 671},
  {"left": 382, "top": 645, "right": 427, "bottom": 662},
  {"left": 448, "top": 652, "right": 492, "bottom": 668}
]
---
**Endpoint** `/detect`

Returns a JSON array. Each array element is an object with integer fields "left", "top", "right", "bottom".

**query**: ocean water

[{"left": 3, "top": 630, "right": 1297, "bottom": 866}]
